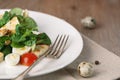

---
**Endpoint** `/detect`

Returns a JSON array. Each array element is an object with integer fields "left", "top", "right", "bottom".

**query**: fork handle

[{"left": 12, "top": 54, "right": 46, "bottom": 80}]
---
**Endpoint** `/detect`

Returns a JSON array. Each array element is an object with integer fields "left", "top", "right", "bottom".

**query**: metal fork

[{"left": 12, "top": 35, "right": 69, "bottom": 80}]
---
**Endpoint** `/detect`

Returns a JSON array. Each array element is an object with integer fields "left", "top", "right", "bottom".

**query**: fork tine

[
  {"left": 55, "top": 35, "right": 69, "bottom": 58},
  {"left": 53, "top": 35, "right": 63, "bottom": 50},
  {"left": 60, "top": 35, "right": 69, "bottom": 53},
  {"left": 50, "top": 35, "right": 60, "bottom": 48},
  {"left": 54, "top": 35, "right": 66, "bottom": 56},
  {"left": 51, "top": 35, "right": 64, "bottom": 56},
  {"left": 49, "top": 35, "right": 63, "bottom": 56},
  {"left": 46, "top": 35, "right": 60, "bottom": 56},
  {"left": 47, "top": 35, "right": 69, "bottom": 58}
]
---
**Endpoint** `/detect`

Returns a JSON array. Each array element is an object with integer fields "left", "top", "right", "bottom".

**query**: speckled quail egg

[
  {"left": 81, "top": 16, "right": 96, "bottom": 29},
  {"left": 77, "top": 61, "right": 94, "bottom": 77}
]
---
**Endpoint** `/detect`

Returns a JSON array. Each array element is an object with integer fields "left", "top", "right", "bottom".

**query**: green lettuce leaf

[
  {"left": 36, "top": 33, "right": 51, "bottom": 45},
  {"left": 10, "top": 8, "right": 22, "bottom": 15},
  {"left": 0, "top": 11, "right": 11, "bottom": 28}
]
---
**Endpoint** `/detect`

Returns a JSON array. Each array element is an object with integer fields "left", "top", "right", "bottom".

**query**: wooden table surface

[{"left": 0, "top": 0, "right": 120, "bottom": 56}]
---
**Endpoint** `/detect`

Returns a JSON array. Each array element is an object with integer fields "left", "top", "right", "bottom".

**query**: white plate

[{"left": 0, "top": 9, "right": 83, "bottom": 79}]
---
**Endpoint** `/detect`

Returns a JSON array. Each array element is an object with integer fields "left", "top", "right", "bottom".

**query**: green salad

[{"left": 0, "top": 8, "right": 51, "bottom": 66}]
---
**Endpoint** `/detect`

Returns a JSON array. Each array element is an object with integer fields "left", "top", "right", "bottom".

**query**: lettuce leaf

[
  {"left": 0, "top": 11, "right": 11, "bottom": 28},
  {"left": 9, "top": 8, "right": 22, "bottom": 15},
  {"left": 36, "top": 33, "right": 51, "bottom": 45},
  {"left": 1, "top": 45, "right": 12, "bottom": 58},
  {"left": 0, "top": 36, "right": 12, "bottom": 57}
]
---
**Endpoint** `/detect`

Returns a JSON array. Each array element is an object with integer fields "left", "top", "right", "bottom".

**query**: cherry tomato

[{"left": 20, "top": 52, "right": 38, "bottom": 66}]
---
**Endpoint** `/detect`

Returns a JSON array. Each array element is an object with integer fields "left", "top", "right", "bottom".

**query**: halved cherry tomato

[{"left": 20, "top": 52, "right": 38, "bottom": 66}]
